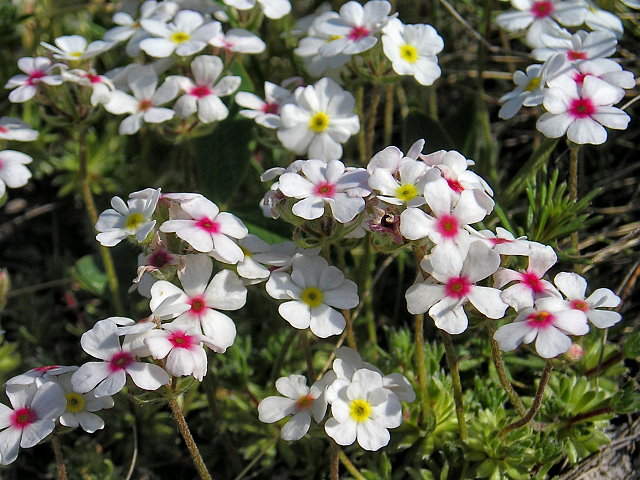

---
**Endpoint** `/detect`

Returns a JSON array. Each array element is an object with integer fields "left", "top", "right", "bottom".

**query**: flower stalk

[
  {"left": 440, "top": 331, "right": 467, "bottom": 441},
  {"left": 51, "top": 435, "right": 68, "bottom": 480},
  {"left": 488, "top": 322, "right": 526, "bottom": 416}
]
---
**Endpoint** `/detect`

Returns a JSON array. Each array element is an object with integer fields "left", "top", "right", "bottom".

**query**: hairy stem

[
  {"left": 78, "top": 127, "right": 124, "bottom": 315},
  {"left": 383, "top": 83, "right": 395, "bottom": 145},
  {"left": 330, "top": 442, "right": 339, "bottom": 480},
  {"left": 51, "top": 435, "right": 68, "bottom": 480},
  {"left": 343, "top": 309, "right": 357, "bottom": 350},
  {"left": 440, "top": 331, "right": 467, "bottom": 441},
  {"left": 500, "top": 361, "right": 553, "bottom": 437},
  {"left": 168, "top": 395, "right": 213, "bottom": 480},
  {"left": 415, "top": 314, "right": 430, "bottom": 423},
  {"left": 356, "top": 86, "right": 367, "bottom": 165},
  {"left": 488, "top": 323, "right": 526, "bottom": 416},
  {"left": 366, "top": 84, "right": 382, "bottom": 160}
]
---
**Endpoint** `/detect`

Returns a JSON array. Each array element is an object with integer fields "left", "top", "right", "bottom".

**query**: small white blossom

[
  {"left": 0, "top": 150, "right": 32, "bottom": 198},
  {"left": 5, "top": 57, "right": 63, "bottom": 103},
  {"left": 223, "top": 0, "right": 291, "bottom": 19},
  {"left": 41, "top": 35, "right": 114, "bottom": 62},
  {"left": 209, "top": 28, "right": 266, "bottom": 54},
  {"left": 0, "top": 118, "right": 38, "bottom": 142},
  {"left": 236, "top": 81, "right": 292, "bottom": 129}
]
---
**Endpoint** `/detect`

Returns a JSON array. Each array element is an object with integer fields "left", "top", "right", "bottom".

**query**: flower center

[
  {"left": 70, "top": 51, "right": 84, "bottom": 58},
  {"left": 567, "top": 50, "right": 587, "bottom": 61},
  {"left": 524, "top": 77, "right": 542, "bottom": 92},
  {"left": 301, "top": 287, "right": 323, "bottom": 308},
  {"left": 86, "top": 73, "right": 102, "bottom": 84},
  {"left": 295, "top": 394, "right": 315, "bottom": 411},
  {"left": 168, "top": 330, "right": 196, "bottom": 349},
  {"left": 189, "top": 296, "right": 207, "bottom": 314},
  {"left": 573, "top": 72, "right": 590, "bottom": 86},
  {"left": 445, "top": 276, "right": 471, "bottom": 299},
  {"left": 570, "top": 299, "right": 590, "bottom": 312},
  {"left": 11, "top": 407, "right": 36, "bottom": 429},
  {"left": 313, "top": 181, "right": 336, "bottom": 198},
  {"left": 526, "top": 310, "right": 555, "bottom": 328},
  {"left": 190, "top": 85, "right": 212, "bottom": 98},
  {"left": 530, "top": 1, "right": 553, "bottom": 18},
  {"left": 171, "top": 31, "right": 190, "bottom": 44},
  {"left": 399, "top": 44, "right": 418, "bottom": 63},
  {"left": 309, "top": 112, "right": 330, "bottom": 132},
  {"left": 349, "top": 398, "right": 372, "bottom": 422},
  {"left": 568, "top": 98, "right": 595, "bottom": 119},
  {"left": 109, "top": 351, "right": 134, "bottom": 372},
  {"left": 348, "top": 26, "right": 371, "bottom": 41},
  {"left": 27, "top": 70, "right": 45, "bottom": 86},
  {"left": 489, "top": 237, "right": 511, "bottom": 246},
  {"left": 396, "top": 184, "right": 418, "bottom": 202},
  {"left": 0, "top": 127, "right": 7, "bottom": 134},
  {"left": 520, "top": 271, "right": 545, "bottom": 293},
  {"left": 261, "top": 102, "right": 279, "bottom": 114},
  {"left": 65, "top": 393, "right": 86, "bottom": 413},
  {"left": 436, "top": 214, "right": 459, "bottom": 239},
  {"left": 445, "top": 176, "right": 464, "bottom": 194},
  {"left": 125, "top": 212, "right": 145, "bottom": 230},
  {"left": 138, "top": 99, "right": 153, "bottom": 111},
  {"left": 195, "top": 216, "right": 221, "bottom": 233},
  {"left": 148, "top": 249, "right": 172, "bottom": 268}
]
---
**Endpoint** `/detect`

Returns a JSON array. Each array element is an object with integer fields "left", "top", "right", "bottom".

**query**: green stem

[
  {"left": 168, "top": 395, "right": 213, "bottom": 480},
  {"left": 383, "top": 83, "right": 395, "bottom": 145},
  {"left": 51, "top": 435, "right": 68, "bottom": 480},
  {"left": 343, "top": 309, "right": 357, "bottom": 350},
  {"left": 415, "top": 314, "right": 430, "bottom": 423},
  {"left": 569, "top": 144, "right": 581, "bottom": 270},
  {"left": 338, "top": 449, "right": 366, "bottom": 480},
  {"left": 356, "top": 86, "right": 367, "bottom": 165},
  {"left": 360, "top": 239, "right": 377, "bottom": 358},
  {"left": 78, "top": 127, "right": 124, "bottom": 315},
  {"left": 301, "top": 331, "right": 316, "bottom": 380},
  {"left": 366, "top": 84, "right": 382, "bottom": 160},
  {"left": 500, "top": 361, "right": 553, "bottom": 437},
  {"left": 488, "top": 323, "right": 526, "bottom": 416},
  {"left": 440, "top": 331, "right": 467, "bottom": 441}
]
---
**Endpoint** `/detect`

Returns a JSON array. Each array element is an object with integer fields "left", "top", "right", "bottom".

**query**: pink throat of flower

[
  {"left": 109, "top": 351, "right": 134, "bottom": 372},
  {"left": 190, "top": 85, "right": 212, "bottom": 98},
  {"left": 567, "top": 50, "right": 588, "bottom": 61},
  {"left": 189, "top": 295, "right": 207, "bottom": 315},
  {"left": 261, "top": 102, "right": 279, "bottom": 114},
  {"left": 294, "top": 394, "right": 315, "bottom": 411},
  {"left": 436, "top": 214, "right": 459, "bottom": 239},
  {"left": 489, "top": 237, "right": 511, "bottom": 246},
  {"left": 11, "top": 407, "right": 36, "bottom": 429},
  {"left": 530, "top": 1, "right": 554, "bottom": 18},
  {"left": 0, "top": 126, "right": 8, "bottom": 134},
  {"left": 138, "top": 99, "right": 153, "bottom": 111},
  {"left": 520, "top": 271, "right": 545, "bottom": 293},
  {"left": 148, "top": 249, "right": 172, "bottom": 268},
  {"left": 195, "top": 216, "right": 221, "bottom": 234},
  {"left": 168, "top": 330, "right": 196, "bottom": 350},
  {"left": 573, "top": 72, "right": 590, "bottom": 86},
  {"left": 445, "top": 176, "right": 464, "bottom": 194},
  {"left": 445, "top": 276, "right": 471, "bottom": 299},
  {"left": 313, "top": 181, "right": 337, "bottom": 199},
  {"left": 348, "top": 25, "right": 371, "bottom": 41},
  {"left": 570, "top": 299, "right": 590, "bottom": 312},
  {"left": 27, "top": 70, "right": 45, "bottom": 86},
  {"left": 86, "top": 73, "right": 102, "bottom": 84},
  {"left": 33, "top": 365, "right": 61, "bottom": 373},
  {"left": 568, "top": 98, "right": 596, "bottom": 119},
  {"left": 526, "top": 310, "right": 555, "bottom": 328}
]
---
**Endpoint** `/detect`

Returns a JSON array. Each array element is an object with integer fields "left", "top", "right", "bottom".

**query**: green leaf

[
  {"left": 71, "top": 255, "right": 107, "bottom": 296},
  {"left": 403, "top": 110, "right": 455, "bottom": 153},
  {"left": 623, "top": 329, "right": 640, "bottom": 359},
  {"left": 611, "top": 380, "right": 640, "bottom": 414},
  {"left": 194, "top": 117, "right": 254, "bottom": 205},
  {"left": 503, "top": 138, "right": 559, "bottom": 205}
]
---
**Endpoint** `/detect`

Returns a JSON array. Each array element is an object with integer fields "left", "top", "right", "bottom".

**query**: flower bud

[{"left": 564, "top": 343, "right": 584, "bottom": 362}]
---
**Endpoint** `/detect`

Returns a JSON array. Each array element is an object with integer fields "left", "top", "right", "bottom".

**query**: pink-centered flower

[
  {"left": 494, "top": 297, "right": 589, "bottom": 358},
  {"left": 72, "top": 319, "right": 170, "bottom": 397},
  {"left": 406, "top": 242, "right": 507, "bottom": 334},
  {"left": 160, "top": 196, "right": 248, "bottom": 263},
  {"left": 0, "top": 383, "right": 66, "bottom": 465},
  {"left": 5, "top": 57, "right": 63, "bottom": 103},
  {"left": 236, "top": 81, "right": 293, "bottom": 129},
  {"left": 537, "top": 75, "right": 629, "bottom": 145}
]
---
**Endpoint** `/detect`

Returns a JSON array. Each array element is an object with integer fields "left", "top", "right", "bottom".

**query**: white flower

[
  {"left": 537, "top": 75, "right": 629, "bottom": 145},
  {"left": 6, "top": 366, "right": 78, "bottom": 387},
  {"left": 324, "top": 368, "right": 402, "bottom": 451},
  {"left": 236, "top": 234, "right": 292, "bottom": 281},
  {"left": 0, "top": 150, "right": 32, "bottom": 198},
  {"left": 41, "top": 35, "right": 114, "bottom": 62},
  {"left": 495, "top": 0, "right": 587, "bottom": 48},
  {"left": 140, "top": 10, "right": 221, "bottom": 57},
  {"left": 159, "top": 196, "right": 248, "bottom": 263},
  {"left": 145, "top": 324, "right": 221, "bottom": 380},
  {"left": 171, "top": 55, "right": 241, "bottom": 123},
  {"left": 55, "top": 372, "right": 114, "bottom": 433},
  {"left": 493, "top": 297, "right": 588, "bottom": 358},
  {"left": 278, "top": 159, "right": 370, "bottom": 223},
  {"left": 0, "top": 117, "right": 38, "bottom": 142},
  {"left": 104, "top": 65, "right": 178, "bottom": 135},
  {"left": 470, "top": 227, "right": 538, "bottom": 256},
  {"left": 61, "top": 68, "right": 114, "bottom": 106},
  {"left": 265, "top": 254, "right": 358, "bottom": 338},
  {"left": 554, "top": 58, "right": 636, "bottom": 93},
  {"left": 533, "top": 29, "right": 618, "bottom": 63},
  {"left": 550, "top": 272, "right": 622, "bottom": 328},
  {"left": 369, "top": 160, "right": 429, "bottom": 208},
  {"left": 4, "top": 57, "right": 63, "bottom": 103},
  {"left": 277, "top": 77, "right": 360, "bottom": 161},
  {"left": 367, "top": 139, "right": 425, "bottom": 175},
  {"left": 406, "top": 242, "right": 507, "bottom": 334},
  {"left": 209, "top": 28, "right": 266, "bottom": 54},
  {"left": 0, "top": 383, "right": 66, "bottom": 465},
  {"left": 72, "top": 319, "right": 170, "bottom": 397},
  {"left": 104, "top": 1, "right": 179, "bottom": 57},
  {"left": 236, "top": 81, "right": 292, "bottom": 129},
  {"left": 96, "top": 188, "right": 161, "bottom": 247},
  {"left": 258, "top": 373, "right": 335, "bottom": 441},
  {"left": 582, "top": 0, "right": 623, "bottom": 38},
  {"left": 315, "top": 1, "right": 393, "bottom": 56},
  {"left": 149, "top": 255, "right": 247, "bottom": 350},
  {"left": 493, "top": 245, "right": 559, "bottom": 310},
  {"left": 223, "top": 0, "right": 291, "bottom": 19},
  {"left": 382, "top": 18, "right": 444, "bottom": 86}
]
